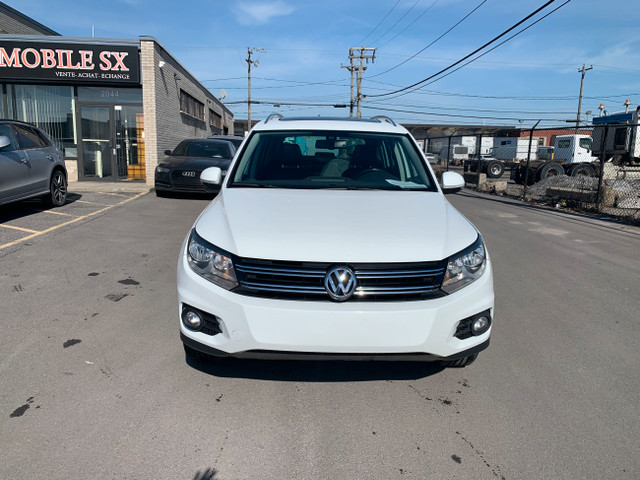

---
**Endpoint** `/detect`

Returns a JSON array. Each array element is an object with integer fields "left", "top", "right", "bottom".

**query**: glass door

[
  {"left": 114, "top": 105, "right": 145, "bottom": 180},
  {"left": 80, "top": 106, "right": 113, "bottom": 179}
]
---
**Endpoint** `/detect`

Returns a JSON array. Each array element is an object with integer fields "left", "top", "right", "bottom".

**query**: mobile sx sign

[{"left": 0, "top": 40, "right": 140, "bottom": 84}]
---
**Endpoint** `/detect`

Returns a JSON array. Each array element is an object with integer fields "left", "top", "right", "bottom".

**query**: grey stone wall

[{"left": 140, "top": 37, "right": 233, "bottom": 186}]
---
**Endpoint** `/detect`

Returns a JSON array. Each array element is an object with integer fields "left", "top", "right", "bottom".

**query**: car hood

[
  {"left": 194, "top": 189, "right": 478, "bottom": 263},
  {"left": 159, "top": 156, "right": 231, "bottom": 169}
]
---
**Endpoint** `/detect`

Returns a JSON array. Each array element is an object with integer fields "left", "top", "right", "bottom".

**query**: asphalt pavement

[{"left": 1, "top": 189, "right": 638, "bottom": 479}]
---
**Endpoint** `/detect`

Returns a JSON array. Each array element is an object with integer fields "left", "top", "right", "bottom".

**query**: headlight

[
  {"left": 441, "top": 234, "right": 486, "bottom": 294},
  {"left": 187, "top": 230, "right": 238, "bottom": 290},
  {"left": 156, "top": 165, "right": 171, "bottom": 174}
]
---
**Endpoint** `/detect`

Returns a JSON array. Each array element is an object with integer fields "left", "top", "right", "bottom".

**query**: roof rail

[
  {"left": 371, "top": 115, "right": 397, "bottom": 126},
  {"left": 265, "top": 113, "right": 283, "bottom": 124}
]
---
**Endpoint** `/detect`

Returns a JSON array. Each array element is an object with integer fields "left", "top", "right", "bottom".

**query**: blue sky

[{"left": 12, "top": 0, "right": 640, "bottom": 127}]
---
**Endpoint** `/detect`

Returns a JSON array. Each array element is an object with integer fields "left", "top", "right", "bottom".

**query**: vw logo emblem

[
  {"left": 324, "top": 266, "right": 357, "bottom": 301},
  {"left": 182, "top": 171, "right": 196, "bottom": 177}
]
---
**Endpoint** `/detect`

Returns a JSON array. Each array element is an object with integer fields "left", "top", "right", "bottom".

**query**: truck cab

[{"left": 553, "top": 135, "right": 597, "bottom": 164}]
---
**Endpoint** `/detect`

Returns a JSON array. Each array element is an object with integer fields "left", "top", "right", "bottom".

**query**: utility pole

[
  {"left": 341, "top": 61, "right": 355, "bottom": 117},
  {"left": 346, "top": 47, "right": 376, "bottom": 118},
  {"left": 246, "top": 47, "right": 265, "bottom": 132},
  {"left": 575, "top": 64, "right": 593, "bottom": 133}
]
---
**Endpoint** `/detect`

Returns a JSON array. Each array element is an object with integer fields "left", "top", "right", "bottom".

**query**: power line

[
  {"left": 365, "top": 100, "right": 577, "bottom": 115},
  {"left": 366, "top": 0, "right": 562, "bottom": 98},
  {"left": 361, "top": 105, "right": 566, "bottom": 122},
  {"left": 372, "top": 0, "right": 484, "bottom": 77},
  {"left": 409, "top": 88, "right": 640, "bottom": 101},
  {"left": 224, "top": 100, "right": 348, "bottom": 108},
  {"left": 377, "top": 0, "right": 440, "bottom": 49},
  {"left": 370, "top": 0, "right": 422, "bottom": 46},
  {"left": 376, "top": 0, "right": 572, "bottom": 101},
  {"left": 357, "top": 0, "right": 401, "bottom": 45}
]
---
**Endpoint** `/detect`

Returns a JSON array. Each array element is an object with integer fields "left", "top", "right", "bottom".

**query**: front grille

[
  {"left": 172, "top": 170, "right": 203, "bottom": 188},
  {"left": 233, "top": 257, "right": 447, "bottom": 301}
]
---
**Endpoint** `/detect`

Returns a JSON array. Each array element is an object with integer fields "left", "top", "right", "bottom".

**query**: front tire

[{"left": 43, "top": 169, "right": 67, "bottom": 207}]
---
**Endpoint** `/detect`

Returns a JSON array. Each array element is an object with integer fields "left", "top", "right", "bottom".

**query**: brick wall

[
  {"left": 140, "top": 37, "right": 233, "bottom": 186},
  {"left": 0, "top": 8, "right": 58, "bottom": 35}
]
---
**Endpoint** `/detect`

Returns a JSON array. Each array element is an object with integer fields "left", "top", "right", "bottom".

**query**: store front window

[{"left": 6, "top": 84, "right": 78, "bottom": 159}]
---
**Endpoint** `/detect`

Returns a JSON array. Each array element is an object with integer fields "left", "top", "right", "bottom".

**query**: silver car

[{"left": 0, "top": 120, "right": 67, "bottom": 207}]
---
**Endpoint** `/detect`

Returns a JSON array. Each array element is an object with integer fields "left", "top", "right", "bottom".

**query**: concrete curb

[{"left": 68, "top": 181, "right": 152, "bottom": 194}]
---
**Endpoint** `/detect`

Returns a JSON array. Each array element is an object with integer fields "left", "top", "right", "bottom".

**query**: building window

[
  {"left": 209, "top": 109, "right": 222, "bottom": 128},
  {"left": 7, "top": 84, "right": 77, "bottom": 158},
  {"left": 180, "top": 89, "right": 204, "bottom": 121},
  {"left": 209, "top": 108, "right": 222, "bottom": 134}
]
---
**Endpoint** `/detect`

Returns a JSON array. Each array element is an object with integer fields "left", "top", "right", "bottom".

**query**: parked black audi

[{"left": 154, "top": 139, "right": 236, "bottom": 195}]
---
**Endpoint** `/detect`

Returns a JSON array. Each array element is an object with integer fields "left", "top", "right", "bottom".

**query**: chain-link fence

[{"left": 424, "top": 122, "right": 640, "bottom": 221}]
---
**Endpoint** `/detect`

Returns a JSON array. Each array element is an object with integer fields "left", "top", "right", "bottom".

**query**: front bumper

[
  {"left": 177, "top": 243, "right": 494, "bottom": 361},
  {"left": 155, "top": 169, "right": 225, "bottom": 193}
]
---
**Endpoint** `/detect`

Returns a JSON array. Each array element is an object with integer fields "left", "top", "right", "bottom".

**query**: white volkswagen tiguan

[{"left": 177, "top": 115, "right": 494, "bottom": 367}]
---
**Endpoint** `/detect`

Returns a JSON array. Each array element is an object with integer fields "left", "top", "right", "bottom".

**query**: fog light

[
  {"left": 471, "top": 316, "right": 490, "bottom": 335},
  {"left": 182, "top": 309, "right": 203, "bottom": 330}
]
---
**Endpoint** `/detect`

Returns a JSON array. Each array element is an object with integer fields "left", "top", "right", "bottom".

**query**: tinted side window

[
  {"left": 614, "top": 128, "right": 627, "bottom": 149},
  {"left": 171, "top": 140, "right": 190, "bottom": 156},
  {"left": 35, "top": 129, "right": 52, "bottom": 147},
  {"left": 14, "top": 125, "right": 48, "bottom": 149},
  {"left": 579, "top": 138, "right": 592, "bottom": 150},
  {"left": 0, "top": 124, "right": 19, "bottom": 151}
]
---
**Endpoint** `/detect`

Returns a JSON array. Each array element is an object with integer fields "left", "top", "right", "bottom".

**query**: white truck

[
  {"left": 512, "top": 134, "right": 600, "bottom": 184},
  {"left": 492, "top": 137, "right": 542, "bottom": 162},
  {"left": 439, "top": 144, "right": 470, "bottom": 165},
  {"left": 465, "top": 136, "right": 540, "bottom": 179}
]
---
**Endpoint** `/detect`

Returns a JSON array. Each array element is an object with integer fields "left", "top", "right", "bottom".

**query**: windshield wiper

[{"left": 229, "top": 182, "right": 274, "bottom": 188}]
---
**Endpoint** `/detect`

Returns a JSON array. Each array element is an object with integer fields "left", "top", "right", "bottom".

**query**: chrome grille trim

[
  {"left": 233, "top": 256, "right": 447, "bottom": 301},
  {"left": 241, "top": 281, "right": 325, "bottom": 294},
  {"left": 355, "top": 268, "right": 445, "bottom": 278},
  {"left": 356, "top": 285, "right": 441, "bottom": 294},
  {"left": 235, "top": 265, "right": 325, "bottom": 277}
]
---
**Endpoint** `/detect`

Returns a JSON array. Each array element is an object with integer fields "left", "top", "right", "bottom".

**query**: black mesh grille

[
  {"left": 454, "top": 317, "right": 474, "bottom": 339},
  {"left": 233, "top": 257, "right": 447, "bottom": 302},
  {"left": 172, "top": 170, "right": 205, "bottom": 188}
]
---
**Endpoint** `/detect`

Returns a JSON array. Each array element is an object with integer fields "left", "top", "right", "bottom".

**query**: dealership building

[{"left": 0, "top": 2, "right": 233, "bottom": 185}]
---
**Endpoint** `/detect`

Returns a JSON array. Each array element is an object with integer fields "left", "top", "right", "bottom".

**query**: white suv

[{"left": 177, "top": 115, "right": 493, "bottom": 367}]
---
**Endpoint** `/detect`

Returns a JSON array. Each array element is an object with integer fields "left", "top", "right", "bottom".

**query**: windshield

[
  {"left": 172, "top": 140, "right": 232, "bottom": 159},
  {"left": 228, "top": 131, "right": 436, "bottom": 191}
]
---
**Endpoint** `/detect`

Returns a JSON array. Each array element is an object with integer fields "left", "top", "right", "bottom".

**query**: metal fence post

[
  {"left": 476, "top": 133, "right": 483, "bottom": 185},
  {"left": 522, "top": 120, "right": 541, "bottom": 201},
  {"left": 595, "top": 125, "right": 608, "bottom": 211}
]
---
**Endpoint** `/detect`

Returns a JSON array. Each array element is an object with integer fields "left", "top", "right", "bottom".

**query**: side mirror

[
  {"left": 441, "top": 171, "right": 465, "bottom": 194},
  {"left": 0, "top": 135, "right": 11, "bottom": 150},
  {"left": 200, "top": 166, "right": 222, "bottom": 190},
  {"left": 164, "top": 150, "right": 172, "bottom": 156}
]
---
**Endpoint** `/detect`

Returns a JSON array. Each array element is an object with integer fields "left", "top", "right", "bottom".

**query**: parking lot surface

[
  {"left": 1, "top": 189, "right": 639, "bottom": 479},
  {"left": 0, "top": 191, "right": 146, "bottom": 254}
]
